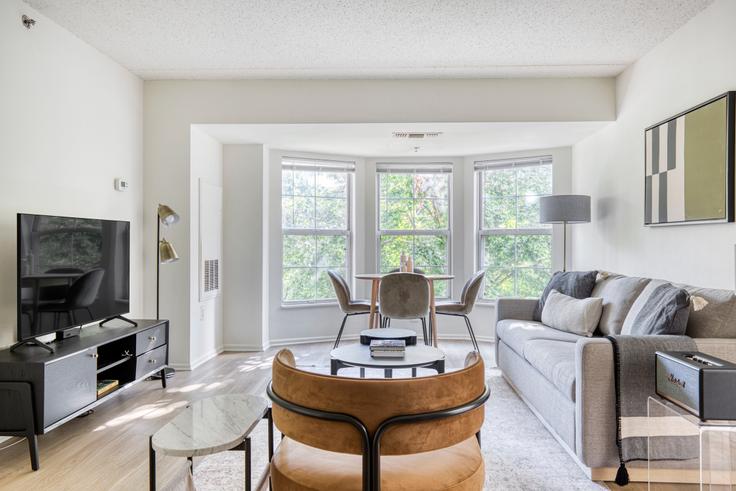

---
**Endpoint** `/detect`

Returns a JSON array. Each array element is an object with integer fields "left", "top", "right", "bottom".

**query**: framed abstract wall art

[{"left": 644, "top": 91, "right": 735, "bottom": 226}]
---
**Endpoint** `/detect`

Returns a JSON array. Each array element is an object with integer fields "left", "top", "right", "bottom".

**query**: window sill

[{"left": 280, "top": 301, "right": 339, "bottom": 310}]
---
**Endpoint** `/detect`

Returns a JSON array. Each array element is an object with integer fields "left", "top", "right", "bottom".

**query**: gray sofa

[{"left": 494, "top": 272, "right": 736, "bottom": 482}]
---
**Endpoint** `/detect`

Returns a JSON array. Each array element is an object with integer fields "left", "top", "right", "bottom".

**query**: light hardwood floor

[{"left": 0, "top": 340, "right": 693, "bottom": 490}]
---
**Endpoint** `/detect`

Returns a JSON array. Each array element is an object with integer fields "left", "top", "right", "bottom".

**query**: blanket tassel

[{"left": 615, "top": 463, "right": 629, "bottom": 486}]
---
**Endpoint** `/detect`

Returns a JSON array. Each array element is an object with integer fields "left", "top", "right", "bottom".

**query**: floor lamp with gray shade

[
  {"left": 539, "top": 195, "right": 591, "bottom": 272},
  {"left": 154, "top": 204, "right": 179, "bottom": 379}
]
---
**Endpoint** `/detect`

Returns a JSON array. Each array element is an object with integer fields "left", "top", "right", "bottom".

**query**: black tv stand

[
  {"left": 99, "top": 315, "right": 138, "bottom": 327},
  {"left": 0, "top": 319, "right": 169, "bottom": 470},
  {"left": 9, "top": 338, "right": 54, "bottom": 354}
]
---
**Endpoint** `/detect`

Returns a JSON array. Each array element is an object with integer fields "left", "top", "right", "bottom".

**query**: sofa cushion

[
  {"left": 533, "top": 270, "right": 598, "bottom": 321},
  {"left": 592, "top": 273, "right": 651, "bottom": 335},
  {"left": 496, "top": 319, "right": 582, "bottom": 359},
  {"left": 522, "top": 339, "right": 577, "bottom": 401},
  {"left": 674, "top": 284, "right": 736, "bottom": 338},
  {"left": 621, "top": 279, "right": 670, "bottom": 334},
  {"left": 541, "top": 290, "right": 603, "bottom": 337},
  {"left": 628, "top": 283, "right": 690, "bottom": 335}
]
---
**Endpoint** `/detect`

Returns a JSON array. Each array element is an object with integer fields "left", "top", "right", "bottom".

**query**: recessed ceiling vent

[{"left": 392, "top": 131, "right": 443, "bottom": 139}]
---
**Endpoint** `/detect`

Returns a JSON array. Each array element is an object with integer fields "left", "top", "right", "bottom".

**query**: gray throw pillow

[
  {"left": 541, "top": 290, "right": 603, "bottom": 337},
  {"left": 534, "top": 270, "right": 598, "bottom": 321},
  {"left": 629, "top": 283, "right": 691, "bottom": 335}
]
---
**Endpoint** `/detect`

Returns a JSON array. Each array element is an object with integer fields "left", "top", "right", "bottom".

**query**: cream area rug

[{"left": 167, "top": 364, "right": 605, "bottom": 491}]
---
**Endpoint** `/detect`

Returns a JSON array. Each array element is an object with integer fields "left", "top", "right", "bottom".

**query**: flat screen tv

[{"left": 17, "top": 214, "right": 131, "bottom": 341}]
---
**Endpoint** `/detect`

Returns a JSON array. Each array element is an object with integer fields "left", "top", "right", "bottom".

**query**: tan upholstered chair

[
  {"left": 435, "top": 271, "right": 485, "bottom": 351},
  {"left": 327, "top": 270, "right": 375, "bottom": 348},
  {"left": 267, "top": 349, "right": 489, "bottom": 491},
  {"left": 378, "top": 272, "right": 430, "bottom": 345}
]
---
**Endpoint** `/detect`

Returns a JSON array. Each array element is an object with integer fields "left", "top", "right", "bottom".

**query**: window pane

[
  {"left": 292, "top": 197, "right": 315, "bottom": 228},
  {"left": 415, "top": 199, "right": 448, "bottom": 229},
  {"left": 316, "top": 197, "right": 347, "bottom": 229},
  {"left": 516, "top": 234, "right": 551, "bottom": 268},
  {"left": 316, "top": 235, "right": 347, "bottom": 267},
  {"left": 516, "top": 268, "right": 551, "bottom": 298},
  {"left": 484, "top": 269, "right": 515, "bottom": 298},
  {"left": 283, "top": 235, "right": 316, "bottom": 267},
  {"left": 379, "top": 235, "right": 413, "bottom": 272},
  {"left": 380, "top": 199, "right": 413, "bottom": 230},
  {"left": 316, "top": 268, "right": 342, "bottom": 300},
  {"left": 483, "top": 197, "right": 516, "bottom": 229},
  {"left": 283, "top": 268, "right": 316, "bottom": 302},
  {"left": 293, "top": 170, "right": 315, "bottom": 196},
  {"left": 517, "top": 165, "right": 552, "bottom": 196},
  {"left": 317, "top": 172, "right": 347, "bottom": 198},
  {"left": 414, "top": 235, "right": 447, "bottom": 268},
  {"left": 414, "top": 174, "right": 448, "bottom": 200},
  {"left": 282, "top": 169, "right": 294, "bottom": 196},
  {"left": 483, "top": 168, "right": 516, "bottom": 197},
  {"left": 281, "top": 197, "right": 294, "bottom": 228},
  {"left": 483, "top": 235, "right": 515, "bottom": 269},
  {"left": 380, "top": 174, "right": 413, "bottom": 199},
  {"left": 517, "top": 195, "right": 545, "bottom": 229}
]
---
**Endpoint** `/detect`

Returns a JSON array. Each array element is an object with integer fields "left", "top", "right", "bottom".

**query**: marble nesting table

[
  {"left": 330, "top": 344, "right": 446, "bottom": 378},
  {"left": 149, "top": 394, "right": 270, "bottom": 491}
]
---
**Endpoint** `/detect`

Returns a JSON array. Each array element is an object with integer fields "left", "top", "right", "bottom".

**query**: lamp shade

[
  {"left": 159, "top": 238, "right": 179, "bottom": 264},
  {"left": 539, "top": 195, "right": 591, "bottom": 224},
  {"left": 158, "top": 204, "right": 180, "bottom": 226}
]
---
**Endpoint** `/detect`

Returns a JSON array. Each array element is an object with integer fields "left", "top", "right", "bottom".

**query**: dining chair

[
  {"left": 378, "top": 273, "right": 430, "bottom": 345},
  {"left": 327, "top": 270, "right": 374, "bottom": 348},
  {"left": 267, "top": 348, "right": 489, "bottom": 491},
  {"left": 435, "top": 271, "right": 485, "bottom": 352},
  {"left": 37, "top": 268, "right": 105, "bottom": 328}
]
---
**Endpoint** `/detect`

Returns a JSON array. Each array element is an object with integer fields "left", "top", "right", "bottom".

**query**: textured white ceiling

[
  {"left": 195, "top": 122, "right": 610, "bottom": 157},
  {"left": 24, "top": 0, "right": 713, "bottom": 79}
]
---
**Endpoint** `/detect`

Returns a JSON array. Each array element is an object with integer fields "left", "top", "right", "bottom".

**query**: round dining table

[{"left": 354, "top": 273, "right": 454, "bottom": 347}]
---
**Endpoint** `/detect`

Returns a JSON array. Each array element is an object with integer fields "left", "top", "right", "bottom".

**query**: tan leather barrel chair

[
  {"left": 435, "top": 271, "right": 485, "bottom": 352},
  {"left": 378, "top": 272, "right": 430, "bottom": 345},
  {"left": 267, "top": 349, "right": 489, "bottom": 491}
]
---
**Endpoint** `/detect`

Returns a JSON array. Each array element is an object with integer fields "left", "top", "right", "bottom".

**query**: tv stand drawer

[
  {"left": 136, "top": 345, "right": 166, "bottom": 378},
  {"left": 136, "top": 325, "right": 166, "bottom": 355}
]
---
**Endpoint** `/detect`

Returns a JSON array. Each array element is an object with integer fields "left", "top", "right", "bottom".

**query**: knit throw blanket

[{"left": 606, "top": 335, "right": 698, "bottom": 486}]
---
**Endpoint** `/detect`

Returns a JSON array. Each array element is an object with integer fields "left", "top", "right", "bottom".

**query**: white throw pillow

[{"left": 541, "top": 289, "right": 603, "bottom": 337}]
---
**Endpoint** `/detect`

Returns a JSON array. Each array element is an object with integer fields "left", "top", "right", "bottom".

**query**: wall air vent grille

[
  {"left": 392, "top": 132, "right": 443, "bottom": 139},
  {"left": 203, "top": 259, "right": 219, "bottom": 293}
]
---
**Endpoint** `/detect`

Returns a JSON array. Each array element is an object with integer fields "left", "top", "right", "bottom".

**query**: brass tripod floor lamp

[{"left": 156, "top": 204, "right": 179, "bottom": 379}]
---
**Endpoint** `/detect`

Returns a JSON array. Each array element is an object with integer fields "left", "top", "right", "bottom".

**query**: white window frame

[
  {"left": 281, "top": 157, "right": 354, "bottom": 305},
  {"left": 475, "top": 156, "right": 553, "bottom": 300},
  {"left": 375, "top": 162, "right": 453, "bottom": 297}
]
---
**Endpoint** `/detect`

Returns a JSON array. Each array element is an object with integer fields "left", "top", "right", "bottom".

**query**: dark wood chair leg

[
  {"left": 420, "top": 318, "right": 429, "bottom": 345},
  {"left": 159, "top": 368, "right": 167, "bottom": 388},
  {"left": 333, "top": 314, "right": 349, "bottom": 349}
]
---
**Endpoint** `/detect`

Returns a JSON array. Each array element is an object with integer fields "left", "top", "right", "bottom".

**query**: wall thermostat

[{"left": 114, "top": 178, "right": 129, "bottom": 192}]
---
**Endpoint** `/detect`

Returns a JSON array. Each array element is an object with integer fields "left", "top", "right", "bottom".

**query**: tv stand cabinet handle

[
  {"left": 148, "top": 359, "right": 157, "bottom": 364},
  {"left": 148, "top": 336, "right": 156, "bottom": 342},
  {"left": 90, "top": 353, "right": 99, "bottom": 359}
]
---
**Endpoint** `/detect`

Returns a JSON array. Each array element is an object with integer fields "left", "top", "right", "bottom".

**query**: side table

[
  {"left": 648, "top": 395, "right": 736, "bottom": 489},
  {"left": 149, "top": 394, "right": 271, "bottom": 491}
]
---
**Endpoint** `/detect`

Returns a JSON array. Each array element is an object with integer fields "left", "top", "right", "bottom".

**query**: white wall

[
  {"left": 187, "top": 128, "right": 223, "bottom": 369},
  {"left": 0, "top": 0, "right": 143, "bottom": 348},
  {"left": 222, "top": 144, "right": 269, "bottom": 351},
  {"left": 572, "top": 0, "right": 736, "bottom": 288}
]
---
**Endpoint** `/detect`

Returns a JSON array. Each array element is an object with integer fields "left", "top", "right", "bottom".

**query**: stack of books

[
  {"left": 96, "top": 379, "right": 119, "bottom": 398},
  {"left": 370, "top": 339, "right": 406, "bottom": 358}
]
